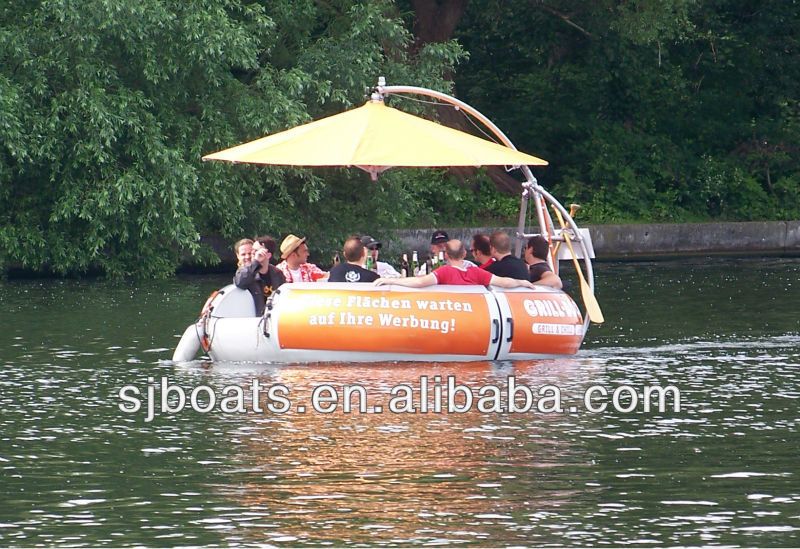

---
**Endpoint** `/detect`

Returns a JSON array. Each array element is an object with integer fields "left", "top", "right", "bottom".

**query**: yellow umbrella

[{"left": 203, "top": 100, "right": 547, "bottom": 179}]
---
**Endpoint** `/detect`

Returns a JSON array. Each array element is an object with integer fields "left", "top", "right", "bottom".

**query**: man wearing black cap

[
  {"left": 430, "top": 230, "right": 475, "bottom": 270},
  {"left": 430, "top": 230, "right": 449, "bottom": 257},
  {"left": 361, "top": 235, "right": 400, "bottom": 278}
]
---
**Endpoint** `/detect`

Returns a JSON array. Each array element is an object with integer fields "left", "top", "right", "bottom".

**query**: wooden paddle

[
  {"left": 551, "top": 205, "right": 604, "bottom": 324},
  {"left": 552, "top": 203, "right": 581, "bottom": 259}
]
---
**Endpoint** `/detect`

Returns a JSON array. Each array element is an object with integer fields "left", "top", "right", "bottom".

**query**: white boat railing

[{"left": 375, "top": 79, "right": 595, "bottom": 333}]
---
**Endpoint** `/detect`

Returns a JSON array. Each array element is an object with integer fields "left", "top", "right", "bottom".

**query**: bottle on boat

[
  {"left": 400, "top": 253, "right": 409, "bottom": 277},
  {"left": 411, "top": 251, "right": 419, "bottom": 276}
]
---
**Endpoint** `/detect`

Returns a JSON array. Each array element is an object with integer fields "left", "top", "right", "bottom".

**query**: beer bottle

[
  {"left": 425, "top": 257, "right": 433, "bottom": 275},
  {"left": 365, "top": 254, "right": 374, "bottom": 271},
  {"left": 438, "top": 251, "right": 445, "bottom": 265},
  {"left": 411, "top": 251, "right": 419, "bottom": 276},
  {"left": 400, "top": 253, "right": 409, "bottom": 277},
  {"left": 333, "top": 252, "right": 340, "bottom": 266}
]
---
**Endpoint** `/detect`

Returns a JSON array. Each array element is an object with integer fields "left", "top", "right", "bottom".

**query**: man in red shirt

[{"left": 375, "top": 240, "right": 537, "bottom": 289}]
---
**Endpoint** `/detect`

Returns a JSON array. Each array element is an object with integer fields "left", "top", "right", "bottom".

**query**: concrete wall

[
  {"left": 587, "top": 220, "right": 800, "bottom": 259},
  {"left": 194, "top": 220, "right": 800, "bottom": 270},
  {"left": 389, "top": 220, "right": 800, "bottom": 261}
]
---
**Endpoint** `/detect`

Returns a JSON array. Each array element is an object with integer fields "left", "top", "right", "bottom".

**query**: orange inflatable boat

[
  {"left": 172, "top": 79, "right": 600, "bottom": 363},
  {"left": 172, "top": 282, "right": 585, "bottom": 363}
]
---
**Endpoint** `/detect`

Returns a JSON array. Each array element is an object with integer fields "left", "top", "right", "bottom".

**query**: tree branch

[{"left": 537, "top": 3, "right": 593, "bottom": 38}]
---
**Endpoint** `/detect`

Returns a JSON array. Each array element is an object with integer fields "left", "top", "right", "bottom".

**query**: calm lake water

[{"left": 1, "top": 258, "right": 798, "bottom": 546}]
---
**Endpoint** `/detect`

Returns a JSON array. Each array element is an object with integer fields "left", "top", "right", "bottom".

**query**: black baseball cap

[
  {"left": 430, "top": 230, "right": 449, "bottom": 245},
  {"left": 360, "top": 235, "right": 382, "bottom": 250}
]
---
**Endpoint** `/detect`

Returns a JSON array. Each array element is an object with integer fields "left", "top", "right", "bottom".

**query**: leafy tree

[
  {"left": 0, "top": 0, "right": 463, "bottom": 276},
  {"left": 453, "top": 0, "right": 800, "bottom": 222},
  {"left": 4, "top": 0, "right": 799, "bottom": 278}
]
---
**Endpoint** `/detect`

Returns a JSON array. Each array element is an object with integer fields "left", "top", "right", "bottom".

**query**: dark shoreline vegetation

[{"left": 2, "top": 1, "right": 798, "bottom": 278}]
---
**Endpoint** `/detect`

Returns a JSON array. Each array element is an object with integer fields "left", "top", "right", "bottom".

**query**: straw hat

[{"left": 280, "top": 234, "right": 306, "bottom": 259}]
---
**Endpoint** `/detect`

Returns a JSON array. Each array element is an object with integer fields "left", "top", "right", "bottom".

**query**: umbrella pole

[
  {"left": 516, "top": 182, "right": 550, "bottom": 258},
  {"left": 514, "top": 185, "right": 531, "bottom": 257}
]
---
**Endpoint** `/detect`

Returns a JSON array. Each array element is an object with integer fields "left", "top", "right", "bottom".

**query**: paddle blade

[
  {"left": 579, "top": 279, "right": 605, "bottom": 323},
  {"left": 550, "top": 204, "right": 604, "bottom": 324}
]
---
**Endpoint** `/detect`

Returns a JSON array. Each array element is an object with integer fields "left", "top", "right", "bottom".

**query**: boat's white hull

[{"left": 173, "top": 283, "right": 585, "bottom": 363}]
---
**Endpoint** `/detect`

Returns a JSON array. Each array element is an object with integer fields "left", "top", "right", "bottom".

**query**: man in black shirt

[
  {"left": 233, "top": 237, "right": 286, "bottom": 315},
  {"left": 486, "top": 231, "right": 530, "bottom": 280},
  {"left": 524, "top": 235, "right": 563, "bottom": 288},
  {"left": 328, "top": 236, "right": 380, "bottom": 283}
]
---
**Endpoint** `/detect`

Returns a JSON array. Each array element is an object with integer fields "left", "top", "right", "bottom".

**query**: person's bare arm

[
  {"left": 375, "top": 274, "right": 437, "bottom": 288},
  {"left": 489, "top": 275, "right": 536, "bottom": 289},
  {"left": 536, "top": 271, "right": 563, "bottom": 289}
]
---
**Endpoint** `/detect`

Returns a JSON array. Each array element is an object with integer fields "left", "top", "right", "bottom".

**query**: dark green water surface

[{"left": 1, "top": 258, "right": 798, "bottom": 546}]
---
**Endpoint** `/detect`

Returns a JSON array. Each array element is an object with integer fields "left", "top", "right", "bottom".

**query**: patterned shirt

[{"left": 275, "top": 261, "right": 327, "bottom": 283}]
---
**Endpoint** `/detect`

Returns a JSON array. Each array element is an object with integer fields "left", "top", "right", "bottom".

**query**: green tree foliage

[
  {"left": 0, "top": 0, "right": 462, "bottom": 276},
  {"left": 3, "top": 0, "right": 798, "bottom": 278},
  {"left": 453, "top": 0, "right": 800, "bottom": 222}
]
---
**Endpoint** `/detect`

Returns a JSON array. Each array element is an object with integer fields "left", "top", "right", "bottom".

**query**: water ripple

[{"left": 1, "top": 263, "right": 799, "bottom": 546}]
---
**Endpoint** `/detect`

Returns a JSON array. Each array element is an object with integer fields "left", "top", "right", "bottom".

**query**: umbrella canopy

[{"left": 203, "top": 100, "right": 547, "bottom": 179}]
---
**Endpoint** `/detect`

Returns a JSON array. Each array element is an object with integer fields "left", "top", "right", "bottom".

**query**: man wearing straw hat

[{"left": 276, "top": 234, "right": 328, "bottom": 283}]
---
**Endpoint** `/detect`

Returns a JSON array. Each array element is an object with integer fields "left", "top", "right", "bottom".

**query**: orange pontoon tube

[{"left": 173, "top": 283, "right": 583, "bottom": 363}]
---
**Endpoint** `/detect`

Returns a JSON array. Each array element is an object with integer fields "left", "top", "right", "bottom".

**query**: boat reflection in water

[{"left": 178, "top": 359, "right": 599, "bottom": 544}]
